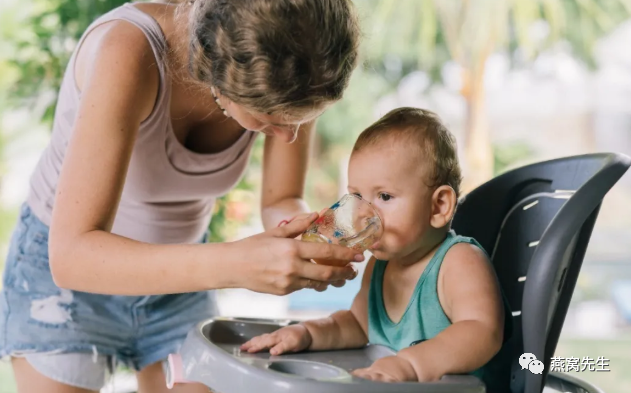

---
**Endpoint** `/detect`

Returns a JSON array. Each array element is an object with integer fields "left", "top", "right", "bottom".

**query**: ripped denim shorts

[{"left": 0, "top": 203, "right": 217, "bottom": 390}]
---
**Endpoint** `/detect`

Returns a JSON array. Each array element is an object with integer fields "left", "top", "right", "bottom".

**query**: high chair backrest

[{"left": 451, "top": 153, "right": 630, "bottom": 393}]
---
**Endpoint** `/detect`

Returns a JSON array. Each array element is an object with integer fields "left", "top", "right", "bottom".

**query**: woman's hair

[
  {"left": 186, "top": 0, "right": 360, "bottom": 116},
  {"left": 353, "top": 107, "right": 463, "bottom": 198}
]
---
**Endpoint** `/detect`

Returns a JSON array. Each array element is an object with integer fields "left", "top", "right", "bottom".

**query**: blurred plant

[
  {"left": 316, "top": 67, "right": 392, "bottom": 151},
  {"left": 0, "top": 0, "right": 27, "bottom": 256},
  {"left": 208, "top": 137, "right": 263, "bottom": 242},
  {"left": 7, "top": 0, "right": 132, "bottom": 123},
  {"left": 367, "top": 0, "right": 631, "bottom": 190},
  {"left": 208, "top": 185, "right": 256, "bottom": 243},
  {"left": 493, "top": 140, "right": 535, "bottom": 175}
]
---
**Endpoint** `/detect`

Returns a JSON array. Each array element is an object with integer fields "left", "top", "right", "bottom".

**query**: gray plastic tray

[{"left": 168, "top": 317, "right": 486, "bottom": 393}]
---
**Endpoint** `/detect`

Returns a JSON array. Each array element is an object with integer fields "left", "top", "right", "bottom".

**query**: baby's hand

[
  {"left": 352, "top": 356, "right": 418, "bottom": 382},
  {"left": 240, "top": 324, "right": 312, "bottom": 356}
]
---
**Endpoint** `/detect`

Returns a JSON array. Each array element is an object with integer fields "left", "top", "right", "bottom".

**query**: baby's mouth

[{"left": 368, "top": 240, "right": 381, "bottom": 251}]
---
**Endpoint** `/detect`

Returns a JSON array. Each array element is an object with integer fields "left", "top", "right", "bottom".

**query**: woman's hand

[
  {"left": 240, "top": 324, "right": 312, "bottom": 355},
  {"left": 229, "top": 213, "right": 363, "bottom": 295},
  {"left": 278, "top": 208, "right": 349, "bottom": 289},
  {"left": 276, "top": 207, "right": 329, "bottom": 232}
]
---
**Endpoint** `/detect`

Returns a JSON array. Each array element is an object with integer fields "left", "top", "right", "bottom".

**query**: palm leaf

[
  {"left": 417, "top": 0, "right": 438, "bottom": 69},
  {"left": 510, "top": 0, "right": 542, "bottom": 59},
  {"left": 367, "top": 0, "right": 631, "bottom": 77},
  {"left": 541, "top": 0, "right": 565, "bottom": 43}
]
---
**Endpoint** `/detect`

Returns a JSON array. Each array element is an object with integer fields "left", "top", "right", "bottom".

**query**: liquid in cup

[{"left": 301, "top": 194, "right": 383, "bottom": 266}]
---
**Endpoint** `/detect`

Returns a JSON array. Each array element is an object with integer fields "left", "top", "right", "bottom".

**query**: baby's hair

[
  {"left": 184, "top": 0, "right": 361, "bottom": 117},
  {"left": 353, "top": 107, "right": 463, "bottom": 198}
]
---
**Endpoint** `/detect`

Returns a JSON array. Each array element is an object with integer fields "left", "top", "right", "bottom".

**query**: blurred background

[{"left": 1, "top": 0, "right": 631, "bottom": 392}]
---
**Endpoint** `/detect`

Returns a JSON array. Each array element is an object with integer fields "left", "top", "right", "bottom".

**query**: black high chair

[{"left": 452, "top": 152, "right": 631, "bottom": 393}]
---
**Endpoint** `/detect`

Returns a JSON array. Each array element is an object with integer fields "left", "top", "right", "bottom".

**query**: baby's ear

[{"left": 430, "top": 185, "right": 457, "bottom": 229}]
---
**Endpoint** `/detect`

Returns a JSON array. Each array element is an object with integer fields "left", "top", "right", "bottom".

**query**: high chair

[{"left": 452, "top": 152, "right": 631, "bottom": 393}]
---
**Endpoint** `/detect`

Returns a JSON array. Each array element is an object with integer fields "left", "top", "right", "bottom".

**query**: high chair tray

[{"left": 170, "top": 317, "right": 486, "bottom": 393}]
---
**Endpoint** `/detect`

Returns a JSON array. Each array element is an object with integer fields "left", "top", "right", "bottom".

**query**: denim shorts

[{"left": 0, "top": 203, "right": 217, "bottom": 390}]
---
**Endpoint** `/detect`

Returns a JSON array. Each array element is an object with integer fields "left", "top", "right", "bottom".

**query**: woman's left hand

[
  {"left": 278, "top": 208, "right": 351, "bottom": 289},
  {"left": 277, "top": 208, "right": 329, "bottom": 230}
]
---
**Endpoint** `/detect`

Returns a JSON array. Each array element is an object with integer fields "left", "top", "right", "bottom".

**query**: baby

[{"left": 242, "top": 108, "right": 512, "bottom": 390}]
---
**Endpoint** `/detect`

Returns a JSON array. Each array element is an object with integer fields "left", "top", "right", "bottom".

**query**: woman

[{"left": 0, "top": 0, "right": 362, "bottom": 391}]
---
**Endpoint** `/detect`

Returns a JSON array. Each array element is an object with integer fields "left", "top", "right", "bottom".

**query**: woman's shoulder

[
  {"left": 76, "top": 20, "right": 159, "bottom": 82},
  {"left": 74, "top": 18, "right": 161, "bottom": 119}
]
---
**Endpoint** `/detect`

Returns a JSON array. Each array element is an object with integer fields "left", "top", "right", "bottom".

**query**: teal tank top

[{"left": 367, "top": 231, "right": 513, "bottom": 393}]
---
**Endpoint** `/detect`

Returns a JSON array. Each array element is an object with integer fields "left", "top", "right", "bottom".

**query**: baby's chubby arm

[
  {"left": 240, "top": 258, "right": 376, "bottom": 355},
  {"left": 302, "top": 257, "right": 375, "bottom": 350},
  {"left": 398, "top": 243, "right": 505, "bottom": 381}
]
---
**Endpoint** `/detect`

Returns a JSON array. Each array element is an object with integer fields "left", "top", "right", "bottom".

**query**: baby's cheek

[
  {"left": 387, "top": 213, "right": 419, "bottom": 239},
  {"left": 381, "top": 228, "right": 413, "bottom": 252},
  {"left": 391, "top": 233, "right": 418, "bottom": 251},
  {"left": 388, "top": 220, "right": 428, "bottom": 254}
]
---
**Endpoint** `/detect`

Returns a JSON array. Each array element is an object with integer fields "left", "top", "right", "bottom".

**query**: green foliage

[
  {"left": 355, "top": 0, "right": 450, "bottom": 83},
  {"left": 316, "top": 67, "right": 392, "bottom": 151},
  {"left": 365, "top": 0, "right": 631, "bottom": 81},
  {"left": 0, "top": 361, "right": 18, "bottom": 392},
  {"left": 493, "top": 140, "right": 536, "bottom": 175},
  {"left": 0, "top": 1, "right": 28, "bottom": 253},
  {"left": 7, "top": 0, "right": 133, "bottom": 123},
  {"left": 557, "top": 0, "right": 631, "bottom": 68},
  {"left": 208, "top": 138, "right": 262, "bottom": 243}
]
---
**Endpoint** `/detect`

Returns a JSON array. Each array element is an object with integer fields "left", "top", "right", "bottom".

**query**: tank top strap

[
  {"left": 81, "top": 3, "right": 169, "bottom": 72},
  {"left": 74, "top": 3, "right": 170, "bottom": 129},
  {"left": 417, "top": 230, "right": 484, "bottom": 313},
  {"left": 423, "top": 230, "right": 480, "bottom": 281}
]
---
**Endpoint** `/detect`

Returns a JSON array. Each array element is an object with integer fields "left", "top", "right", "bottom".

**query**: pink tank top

[{"left": 27, "top": 3, "right": 259, "bottom": 244}]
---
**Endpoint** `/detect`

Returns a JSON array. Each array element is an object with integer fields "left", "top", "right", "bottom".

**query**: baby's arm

[
  {"left": 398, "top": 243, "right": 505, "bottom": 381},
  {"left": 241, "top": 258, "right": 376, "bottom": 355},
  {"left": 303, "top": 257, "right": 375, "bottom": 350}
]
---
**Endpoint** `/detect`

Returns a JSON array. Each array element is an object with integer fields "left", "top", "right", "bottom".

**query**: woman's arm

[
  {"left": 49, "top": 23, "right": 362, "bottom": 296},
  {"left": 50, "top": 21, "right": 189, "bottom": 292},
  {"left": 260, "top": 122, "right": 315, "bottom": 229}
]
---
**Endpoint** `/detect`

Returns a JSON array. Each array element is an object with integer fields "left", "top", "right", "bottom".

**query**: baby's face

[{"left": 348, "top": 142, "right": 434, "bottom": 261}]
